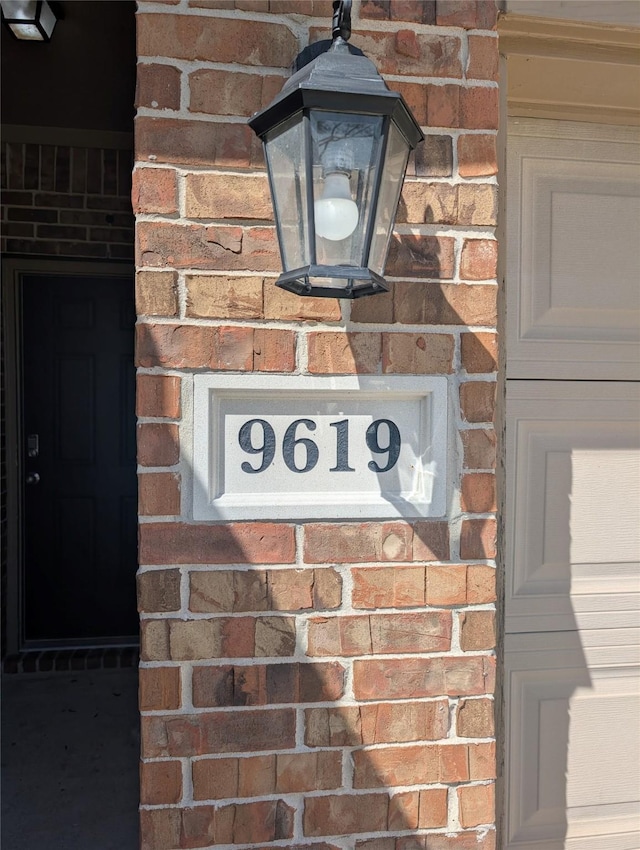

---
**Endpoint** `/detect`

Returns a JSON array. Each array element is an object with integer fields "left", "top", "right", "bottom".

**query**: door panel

[
  {"left": 505, "top": 631, "right": 640, "bottom": 850},
  {"left": 506, "top": 381, "right": 640, "bottom": 634},
  {"left": 506, "top": 120, "right": 640, "bottom": 380},
  {"left": 21, "top": 272, "right": 137, "bottom": 644}
]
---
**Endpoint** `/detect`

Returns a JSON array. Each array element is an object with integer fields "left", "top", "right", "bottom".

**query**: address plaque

[{"left": 193, "top": 375, "right": 447, "bottom": 521}]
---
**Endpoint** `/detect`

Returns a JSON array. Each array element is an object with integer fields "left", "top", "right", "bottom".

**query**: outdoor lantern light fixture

[
  {"left": 249, "top": 0, "right": 423, "bottom": 298},
  {"left": 0, "top": 0, "right": 57, "bottom": 40}
]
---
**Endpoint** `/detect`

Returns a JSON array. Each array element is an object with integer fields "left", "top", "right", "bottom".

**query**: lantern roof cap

[{"left": 248, "top": 38, "right": 423, "bottom": 148}]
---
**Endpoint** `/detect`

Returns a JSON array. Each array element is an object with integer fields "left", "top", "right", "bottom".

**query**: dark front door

[{"left": 21, "top": 271, "right": 137, "bottom": 645}]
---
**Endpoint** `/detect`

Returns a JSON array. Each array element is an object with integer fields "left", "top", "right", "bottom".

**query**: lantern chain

[{"left": 332, "top": 0, "right": 351, "bottom": 43}]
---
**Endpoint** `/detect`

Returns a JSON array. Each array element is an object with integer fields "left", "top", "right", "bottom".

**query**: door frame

[{"left": 1, "top": 258, "right": 135, "bottom": 653}]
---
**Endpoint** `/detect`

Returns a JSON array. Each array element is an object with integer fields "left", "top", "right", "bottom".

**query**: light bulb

[{"left": 314, "top": 172, "right": 359, "bottom": 241}]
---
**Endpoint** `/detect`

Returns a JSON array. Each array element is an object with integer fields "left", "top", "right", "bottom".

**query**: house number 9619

[{"left": 238, "top": 418, "right": 401, "bottom": 474}]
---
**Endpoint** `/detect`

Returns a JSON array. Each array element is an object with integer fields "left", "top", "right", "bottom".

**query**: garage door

[{"left": 504, "top": 118, "right": 640, "bottom": 848}]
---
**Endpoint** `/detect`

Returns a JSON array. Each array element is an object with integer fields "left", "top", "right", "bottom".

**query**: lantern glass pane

[
  {"left": 39, "top": 0, "right": 56, "bottom": 38},
  {"left": 368, "top": 121, "right": 410, "bottom": 276},
  {"left": 264, "top": 115, "right": 308, "bottom": 272},
  {"left": 1, "top": 0, "right": 38, "bottom": 20},
  {"left": 310, "top": 111, "right": 384, "bottom": 269}
]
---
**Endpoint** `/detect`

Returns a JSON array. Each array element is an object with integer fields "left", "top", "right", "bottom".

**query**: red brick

[
  {"left": 135, "top": 270, "right": 178, "bottom": 317},
  {"left": 460, "top": 239, "right": 498, "bottom": 280},
  {"left": 138, "top": 569, "right": 181, "bottom": 612},
  {"left": 460, "top": 518, "right": 497, "bottom": 559},
  {"left": 139, "top": 666, "right": 181, "bottom": 710},
  {"left": 185, "top": 172, "right": 272, "bottom": 221},
  {"left": 393, "top": 81, "right": 428, "bottom": 126},
  {"left": 344, "top": 29, "right": 462, "bottom": 78},
  {"left": 399, "top": 182, "right": 457, "bottom": 225},
  {"left": 193, "top": 662, "right": 344, "bottom": 708},
  {"left": 354, "top": 744, "right": 458, "bottom": 787},
  {"left": 467, "top": 564, "right": 496, "bottom": 602},
  {"left": 353, "top": 656, "right": 493, "bottom": 700},
  {"left": 351, "top": 566, "right": 425, "bottom": 609},
  {"left": 304, "top": 522, "right": 412, "bottom": 564},
  {"left": 460, "top": 86, "right": 499, "bottom": 131},
  {"left": 307, "top": 332, "right": 381, "bottom": 374},
  {"left": 253, "top": 327, "right": 296, "bottom": 372},
  {"left": 360, "top": 0, "right": 391, "bottom": 19},
  {"left": 382, "top": 333, "right": 454, "bottom": 374},
  {"left": 389, "top": 791, "right": 419, "bottom": 830},
  {"left": 135, "top": 63, "right": 181, "bottom": 110},
  {"left": 181, "top": 806, "right": 217, "bottom": 846},
  {"left": 140, "top": 760, "right": 182, "bottom": 805},
  {"left": 469, "top": 741, "right": 496, "bottom": 779},
  {"left": 136, "top": 221, "right": 279, "bottom": 272},
  {"left": 460, "top": 382, "right": 496, "bottom": 424},
  {"left": 460, "top": 611, "right": 496, "bottom": 650},
  {"left": 186, "top": 275, "right": 263, "bottom": 319},
  {"left": 307, "top": 612, "right": 452, "bottom": 655},
  {"left": 142, "top": 708, "right": 296, "bottom": 757},
  {"left": 193, "top": 756, "right": 244, "bottom": 800},
  {"left": 461, "top": 473, "right": 496, "bottom": 513},
  {"left": 457, "top": 697, "right": 495, "bottom": 738},
  {"left": 391, "top": 0, "right": 436, "bottom": 23},
  {"left": 304, "top": 700, "right": 450, "bottom": 749},
  {"left": 136, "top": 374, "right": 181, "bottom": 418},
  {"left": 419, "top": 787, "right": 449, "bottom": 827},
  {"left": 216, "top": 799, "right": 294, "bottom": 844},
  {"left": 264, "top": 285, "right": 342, "bottom": 322},
  {"left": 139, "top": 522, "right": 295, "bottom": 565},
  {"left": 140, "top": 809, "right": 181, "bottom": 850},
  {"left": 137, "top": 14, "right": 297, "bottom": 66},
  {"left": 457, "top": 184, "right": 497, "bottom": 226},
  {"left": 457, "top": 134, "right": 498, "bottom": 178},
  {"left": 137, "top": 422, "right": 179, "bottom": 467},
  {"left": 137, "top": 323, "right": 249, "bottom": 370},
  {"left": 467, "top": 35, "right": 499, "bottom": 81},
  {"left": 387, "top": 235, "right": 455, "bottom": 279},
  {"left": 190, "top": 568, "right": 341, "bottom": 614},
  {"left": 426, "top": 564, "right": 467, "bottom": 605},
  {"left": 426, "top": 84, "right": 460, "bottom": 128},
  {"left": 436, "top": 0, "right": 477, "bottom": 27},
  {"left": 304, "top": 793, "right": 389, "bottom": 836},
  {"left": 189, "top": 68, "right": 286, "bottom": 117},
  {"left": 276, "top": 751, "right": 342, "bottom": 793},
  {"left": 458, "top": 782, "right": 495, "bottom": 827},
  {"left": 461, "top": 332, "right": 498, "bottom": 373},
  {"left": 394, "top": 283, "right": 497, "bottom": 327},
  {"left": 478, "top": 0, "right": 499, "bottom": 29},
  {"left": 132, "top": 168, "right": 177, "bottom": 215},
  {"left": 136, "top": 323, "right": 295, "bottom": 372},
  {"left": 412, "top": 522, "right": 450, "bottom": 561},
  {"left": 136, "top": 116, "right": 254, "bottom": 168},
  {"left": 462, "top": 429, "right": 497, "bottom": 469}
]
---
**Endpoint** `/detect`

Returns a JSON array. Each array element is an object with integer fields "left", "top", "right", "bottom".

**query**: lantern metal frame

[
  {"left": 248, "top": 0, "right": 424, "bottom": 299},
  {"left": 0, "top": 0, "right": 58, "bottom": 41}
]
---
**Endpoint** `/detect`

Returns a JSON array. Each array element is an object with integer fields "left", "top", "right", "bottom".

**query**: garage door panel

[
  {"left": 505, "top": 632, "right": 640, "bottom": 849},
  {"left": 506, "top": 381, "right": 640, "bottom": 634},
  {"left": 507, "top": 120, "right": 640, "bottom": 380}
]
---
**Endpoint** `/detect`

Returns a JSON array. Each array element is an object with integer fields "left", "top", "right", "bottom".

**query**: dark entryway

[
  {"left": 3, "top": 262, "right": 138, "bottom": 650},
  {"left": 21, "top": 268, "right": 138, "bottom": 645}
]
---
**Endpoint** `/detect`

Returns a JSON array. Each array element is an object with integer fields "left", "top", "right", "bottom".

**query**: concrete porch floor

[{"left": 1, "top": 668, "right": 139, "bottom": 849}]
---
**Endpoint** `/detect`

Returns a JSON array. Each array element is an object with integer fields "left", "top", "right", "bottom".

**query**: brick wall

[
  {"left": 0, "top": 140, "right": 134, "bottom": 260},
  {"left": 135, "top": 1, "right": 499, "bottom": 847}
]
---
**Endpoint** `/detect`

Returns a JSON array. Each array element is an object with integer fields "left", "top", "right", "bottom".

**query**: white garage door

[{"left": 504, "top": 118, "right": 640, "bottom": 849}]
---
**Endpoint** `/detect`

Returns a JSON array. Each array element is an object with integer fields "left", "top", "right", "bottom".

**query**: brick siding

[
  {"left": 0, "top": 141, "right": 134, "bottom": 260},
  {"left": 135, "top": 0, "right": 499, "bottom": 847}
]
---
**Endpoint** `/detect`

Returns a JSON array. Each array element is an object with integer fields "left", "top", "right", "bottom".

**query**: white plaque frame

[{"left": 192, "top": 374, "right": 447, "bottom": 521}]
